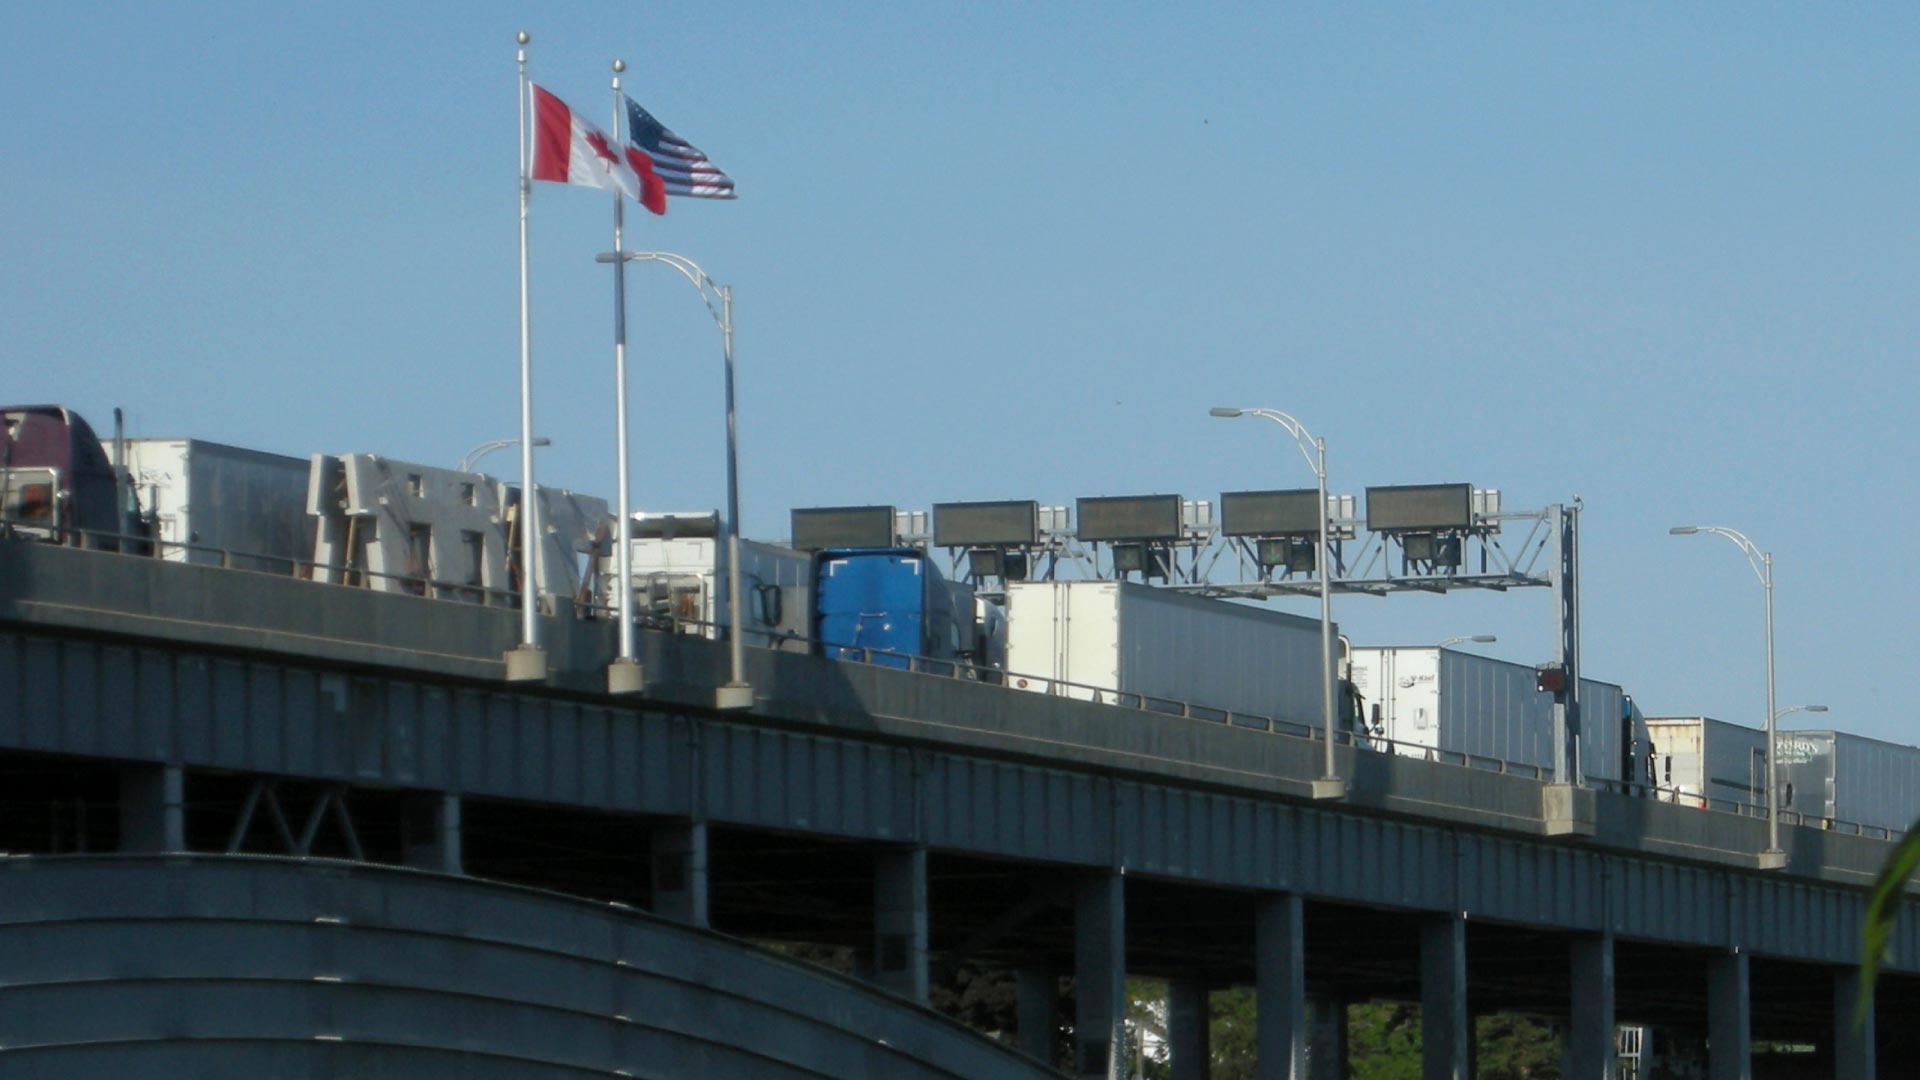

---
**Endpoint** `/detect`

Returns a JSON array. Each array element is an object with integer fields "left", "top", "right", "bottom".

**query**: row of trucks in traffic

[{"left": 3, "top": 404, "right": 1916, "bottom": 834}]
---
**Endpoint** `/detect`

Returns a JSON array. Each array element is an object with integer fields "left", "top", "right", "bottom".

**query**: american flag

[{"left": 624, "top": 97, "right": 737, "bottom": 201}]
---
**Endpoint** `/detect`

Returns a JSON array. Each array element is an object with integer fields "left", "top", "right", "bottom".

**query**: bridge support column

[
  {"left": 1074, "top": 872, "right": 1126, "bottom": 1079},
  {"left": 650, "top": 820, "right": 709, "bottom": 928},
  {"left": 1421, "top": 913, "right": 1469, "bottom": 1080},
  {"left": 1168, "top": 977, "right": 1210, "bottom": 1080},
  {"left": 118, "top": 763, "right": 184, "bottom": 853},
  {"left": 1566, "top": 933, "right": 1616, "bottom": 1079},
  {"left": 872, "top": 847, "right": 928, "bottom": 1003},
  {"left": 1833, "top": 968, "right": 1874, "bottom": 1080},
  {"left": 1257, "top": 892, "right": 1307, "bottom": 1079},
  {"left": 401, "top": 793, "right": 462, "bottom": 874},
  {"left": 1017, "top": 966, "right": 1058, "bottom": 1066},
  {"left": 1308, "top": 995, "right": 1348, "bottom": 1080},
  {"left": 1707, "top": 950, "right": 1751, "bottom": 1080}
]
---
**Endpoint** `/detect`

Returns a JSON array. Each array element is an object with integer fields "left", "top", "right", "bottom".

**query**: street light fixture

[
  {"left": 1211, "top": 406, "right": 1344, "bottom": 799},
  {"left": 1438, "top": 634, "right": 1497, "bottom": 649},
  {"left": 1671, "top": 523, "right": 1788, "bottom": 869},
  {"left": 1776, "top": 704, "right": 1828, "bottom": 721},
  {"left": 459, "top": 436, "right": 551, "bottom": 475},
  {"left": 597, "top": 248, "right": 751, "bottom": 710}
]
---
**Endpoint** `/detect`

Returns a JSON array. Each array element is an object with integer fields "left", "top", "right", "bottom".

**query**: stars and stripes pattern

[{"left": 625, "top": 96, "right": 737, "bottom": 200}]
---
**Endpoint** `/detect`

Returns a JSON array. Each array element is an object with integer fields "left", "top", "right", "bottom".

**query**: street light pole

[
  {"left": 505, "top": 30, "right": 546, "bottom": 684},
  {"left": 603, "top": 61, "right": 644, "bottom": 697},
  {"left": 458, "top": 436, "right": 550, "bottom": 475},
  {"left": 718, "top": 285, "right": 749, "bottom": 710},
  {"left": 1671, "top": 524, "right": 1786, "bottom": 869},
  {"left": 594, "top": 249, "right": 752, "bottom": 709},
  {"left": 1211, "top": 406, "right": 1344, "bottom": 799}
]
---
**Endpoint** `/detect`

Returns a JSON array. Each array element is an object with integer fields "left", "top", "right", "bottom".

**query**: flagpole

[
  {"left": 607, "top": 59, "right": 643, "bottom": 695},
  {"left": 505, "top": 30, "right": 547, "bottom": 683}
]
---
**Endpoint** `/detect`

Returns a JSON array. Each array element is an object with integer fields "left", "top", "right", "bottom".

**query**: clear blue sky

[{"left": 9, "top": 4, "right": 1917, "bottom": 744}]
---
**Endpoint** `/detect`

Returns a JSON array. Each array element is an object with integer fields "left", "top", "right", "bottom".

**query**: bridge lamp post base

[
  {"left": 716, "top": 683, "right": 755, "bottom": 710},
  {"left": 607, "top": 659, "right": 646, "bottom": 696},
  {"left": 1309, "top": 778, "right": 1347, "bottom": 800},
  {"left": 1757, "top": 848, "right": 1787, "bottom": 871},
  {"left": 504, "top": 645, "right": 548, "bottom": 683}
]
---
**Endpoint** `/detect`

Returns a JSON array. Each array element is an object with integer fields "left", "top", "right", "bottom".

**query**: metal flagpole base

[
  {"left": 607, "top": 658, "right": 645, "bottom": 696},
  {"left": 504, "top": 645, "right": 548, "bottom": 683},
  {"left": 1756, "top": 848, "right": 1787, "bottom": 871},
  {"left": 1309, "top": 778, "right": 1347, "bottom": 800},
  {"left": 715, "top": 683, "right": 754, "bottom": 710}
]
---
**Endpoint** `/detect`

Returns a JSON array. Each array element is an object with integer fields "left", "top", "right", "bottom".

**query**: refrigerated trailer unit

[
  {"left": 107, "top": 438, "right": 314, "bottom": 573},
  {"left": 1004, "top": 580, "right": 1330, "bottom": 729},
  {"left": 1644, "top": 716, "right": 1766, "bottom": 810},
  {"left": 1776, "top": 729, "right": 1920, "bottom": 836},
  {"left": 1346, "top": 646, "right": 1649, "bottom": 785},
  {"left": 606, "top": 526, "right": 812, "bottom": 651},
  {"left": 813, "top": 548, "right": 980, "bottom": 671}
]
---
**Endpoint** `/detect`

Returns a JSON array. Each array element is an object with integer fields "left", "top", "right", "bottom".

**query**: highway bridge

[{"left": 0, "top": 539, "right": 1914, "bottom": 1079}]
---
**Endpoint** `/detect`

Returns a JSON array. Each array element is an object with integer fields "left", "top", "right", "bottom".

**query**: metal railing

[
  {"left": 1, "top": 516, "right": 527, "bottom": 608},
  {"left": 6, "top": 523, "right": 1903, "bottom": 841}
]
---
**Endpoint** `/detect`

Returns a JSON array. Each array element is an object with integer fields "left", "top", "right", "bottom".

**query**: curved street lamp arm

[
  {"left": 620, "top": 251, "right": 727, "bottom": 330},
  {"left": 1231, "top": 407, "right": 1321, "bottom": 476},
  {"left": 1693, "top": 525, "right": 1769, "bottom": 586}
]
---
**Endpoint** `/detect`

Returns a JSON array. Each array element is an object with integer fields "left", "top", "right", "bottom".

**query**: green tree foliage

[
  {"left": 1349, "top": 1001, "right": 1423, "bottom": 1080},
  {"left": 1475, "top": 1013, "right": 1561, "bottom": 1080},
  {"left": 1209, "top": 986, "right": 1260, "bottom": 1080},
  {"left": 928, "top": 962, "right": 1020, "bottom": 1036},
  {"left": 1125, "top": 977, "right": 1171, "bottom": 1079},
  {"left": 1858, "top": 822, "right": 1920, "bottom": 1024}
]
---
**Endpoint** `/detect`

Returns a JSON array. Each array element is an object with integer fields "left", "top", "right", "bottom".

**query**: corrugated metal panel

[
  {"left": 1608, "top": 858, "right": 1729, "bottom": 948},
  {"left": 22, "top": 636, "right": 63, "bottom": 749},
  {"left": 1128, "top": 788, "right": 1292, "bottom": 891},
  {"left": 922, "top": 757, "right": 1105, "bottom": 866},
  {"left": 2, "top": 627, "right": 1918, "bottom": 973},
  {"left": 0, "top": 856, "right": 1059, "bottom": 1080}
]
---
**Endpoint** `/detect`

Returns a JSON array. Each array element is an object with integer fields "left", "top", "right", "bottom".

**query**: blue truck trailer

[{"left": 812, "top": 548, "right": 976, "bottom": 672}]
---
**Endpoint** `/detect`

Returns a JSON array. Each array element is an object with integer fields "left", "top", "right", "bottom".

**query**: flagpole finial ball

[
  {"left": 612, "top": 59, "right": 626, "bottom": 73},
  {"left": 516, "top": 30, "right": 530, "bottom": 45}
]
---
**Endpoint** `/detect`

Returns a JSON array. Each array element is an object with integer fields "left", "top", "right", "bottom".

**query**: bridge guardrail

[
  {"left": 4, "top": 526, "right": 1902, "bottom": 842},
  {"left": 1, "top": 516, "right": 531, "bottom": 607}
]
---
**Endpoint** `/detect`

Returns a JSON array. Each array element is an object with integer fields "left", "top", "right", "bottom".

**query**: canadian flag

[{"left": 530, "top": 84, "right": 667, "bottom": 215}]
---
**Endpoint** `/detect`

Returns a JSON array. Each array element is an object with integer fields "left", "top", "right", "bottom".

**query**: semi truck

[
  {"left": 106, "top": 438, "right": 313, "bottom": 573},
  {"left": 605, "top": 512, "right": 812, "bottom": 651},
  {"left": 1776, "top": 729, "right": 1920, "bottom": 836},
  {"left": 0, "top": 405, "right": 123, "bottom": 545},
  {"left": 1644, "top": 716, "right": 1766, "bottom": 810},
  {"left": 1346, "top": 645, "right": 1650, "bottom": 786},
  {"left": 812, "top": 547, "right": 990, "bottom": 674},
  {"left": 1003, "top": 580, "right": 1329, "bottom": 728}
]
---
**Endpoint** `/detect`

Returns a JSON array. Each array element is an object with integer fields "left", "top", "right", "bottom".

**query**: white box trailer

[
  {"left": 106, "top": 438, "right": 313, "bottom": 573},
  {"left": 1645, "top": 716, "right": 1766, "bottom": 810},
  {"left": 1346, "top": 646, "right": 1647, "bottom": 784},
  {"left": 604, "top": 521, "right": 812, "bottom": 651},
  {"left": 1776, "top": 729, "right": 1920, "bottom": 836},
  {"left": 1004, "top": 580, "right": 1329, "bottom": 728}
]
